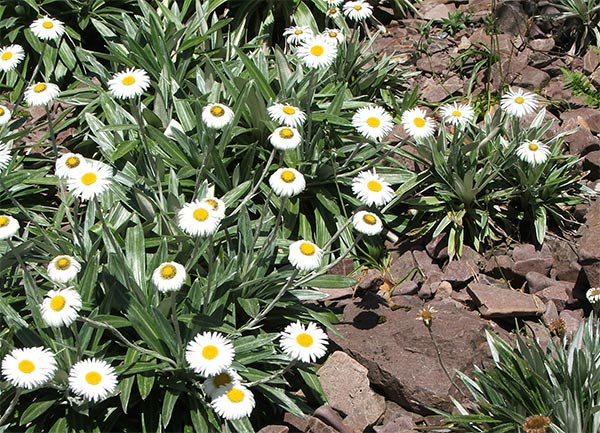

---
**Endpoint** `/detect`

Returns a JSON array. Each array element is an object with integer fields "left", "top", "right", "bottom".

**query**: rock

[
  {"left": 564, "top": 126, "right": 600, "bottom": 156},
  {"left": 583, "top": 46, "right": 599, "bottom": 74},
  {"left": 313, "top": 406, "right": 356, "bottom": 433},
  {"left": 331, "top": 294, "right": 493, "bottom": 414},
  {"left": 258, "top": 426, "right": 290, "bottom": 433},
  {"left": 536, "top": 284, "right": 572, "bottom": 311},
  {"left": 579, "top": 200, "right": 600, "bottom": 288},
  {"left": 356, "top": 269, "right": 384, "bottom": 292},
  {"left": 529, "top": 38, "right": 555, "bottom": 52},
  {"left": 484, "top": 254, "right": 517, "bottom": 281},
  {"left": 422, "top": 3, "right": 454, "bottom": 20},
  {"left": 426, "top": 234, "right": 448, "bottom": 260},
  {"left": 546, "top": 236, "right": 582, "bottom": 282},
  {"left": 512, "top": 65, "right": 551, "bottom": 89},
  {"left": 560, "top": 309, "right": 584, "bottom": 337},
  {"left": 512, "top": 244, "right": 553, "bottom": 279},
  {"left": 525, "top": 271, "right": 556, "bottom": 293},
  {"left": 543, "top": 300, "right": 559, "bottom": 324},
  {"left": 416, "top": 53, "right": 450, "bottom": 74},
  {"left": 467, "top": 283, "right": 546, "bottom": 318},
  {"left": 386, "top": 249, "right": 419, "bottom": 285},
  {"left": 561, "top": 108, "right": 600, "bottom": 135},
  {"left": 374, "top": 400, "right": 421, "bottom": 433},
  {"left": 412, "top": 249, "right": 441, "bottom": 279},
  {"left": 419, "top": 272, "right": 443, "bottom": 299},
  {"left": 305, "top": 416, "right": 340, "bottom": 433},
  {"left": 284, "top": 413, "right": 309, "bottom": 433},
  {"left": 441, "top": 246, "right": 482, "bottom": 286},
  {"left": 394, "top": 280, "right": 419, "bottom": 296},
  {"left": 436, "top": 281, "right": 453, "bottom": 298},
  {"left": 495, "top": 1, "right": 529, "bottom": 35},
  {"left": 583, "top": 150, "right": 600, "bottom": 179},
  {"left": 317, "top": 351, "right": 385, "bottom": 431}
]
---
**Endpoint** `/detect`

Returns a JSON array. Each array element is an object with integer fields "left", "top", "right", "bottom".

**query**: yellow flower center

[
  {"left": 42, "top": 20, "right": 54, "bottom": 29},
  {"left": 121, "top": 75, "right": 136, "bottom": 86},
  {"left": 193, "top": 207, "right": 209, "bottom": 221},
  {"left": 1, "top": 51, "right": 12, "bottom": 61},
  {"left": 210, "top": 105, "right": 225, "bottom": 117},
  {"left": 282, "top": 106, "right": 296, "bottom": 115},
  {"left": 0, "top": 108, "right": 4, "bottom": 116},
  {"left": 227, "top": 388, "right": 245, "bottom": 403},
  {"left": 280, "top": 169, "right": 296, "bottom": 183},
  {"left": 214, "top": 372, "right": 232, "bottom": 387},
  {"left": 33, "top": 83, "right": 47, "bottom": 93},
  {"left": 452, "top": 110, "right": 462, "bottom": 117},
  {"left": 294, "top": 29, "right": 303, "bottom": 35},
  {"left": 528, "top": 142, "right": 539, "bottom": 151},
  {"left": 50, "top": 295, "right": 66, "bottom": 312},
  {"left": 65, "top": 156, "right": 80, "bottom": 168},
  {"left": 0, "top": 215, "right": 9, "bottom": 227},
  {"left": 310, "top": 45, "right": 324, "bottom": 57},
  {"left": 81, "top": 172, "right": 97, "bottom": 186},
  {"left": 590, "top": 288, "right": 600, "bottom": 297},
  {"left": 160, "top": 264, "right": 177, "bottom": 279},
  {"left": 296, "top": 332, "right": 314, "bottom": 347},
  {"left": 362, "top": 214, "right": 377, "bottom": 225},
  {"left": 18, "top": 359, "right": 35, "bottom": 374},
  {"left": 514, "top": 96, "right": 524, "bottom": 104},
  {"left": 413, "top": 117, "right": 426, "bottom": 128},
  {"left": 367, "top": 179, "right": 382, "bottom": 192},
  {"left": 279, "top": 128, "right": 294, "bottom": 139},
  {"left": 329, "top": 31, "right": 338, "bottom": 38},
  {"left": 328, "top": 8, "right": 337, "bottom": 14},
  {"left": 299, "top": 242, "right": 315, "bottom": 256},
  {"left": 205, "top": 198, "right": 218, "bottom": 210},
  {"left": 85, "top": 371, "right": 102, "bottom": 385},
  {"left": 202, "top": 344, "right": 219, "bottom": 360},
  {"left": 366, "top": 117, "right": 380, "bottom": 127},
  {"left": 55, "top": 257, "right": 71, "bottom": 270},
  {"left": 354, "top": 5, "right": 362, "bottom": 10}
]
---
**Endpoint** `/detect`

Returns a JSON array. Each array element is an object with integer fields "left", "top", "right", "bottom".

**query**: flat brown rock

[{"left": 467, "top": 283, "right": 545, "bottom": 318}]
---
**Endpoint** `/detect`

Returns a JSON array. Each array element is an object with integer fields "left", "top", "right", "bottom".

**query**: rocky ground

[{"left": 258, "top": 0, "right": 600, "bottom": 432}]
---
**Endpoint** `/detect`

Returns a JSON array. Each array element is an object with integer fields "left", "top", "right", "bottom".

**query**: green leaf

[
  {"left": 137, "top": 372, "right": 155, "bottom": 400},
  {"left": 20, "top": 399, "right": 55, "bottom": 425},
  {"left": 161, "top": 388, "right": 180, "bottom": 428},
  {"left": 303, "top": 274, "right": 356, "bottom": 289},
  {"left": 534, "top": 206, "right": 547, "bottom": 244},
  {"left": 48, "top": 417, "right": 67, "bottom": 433}
]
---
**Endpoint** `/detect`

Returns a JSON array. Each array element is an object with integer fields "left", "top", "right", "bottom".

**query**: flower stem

[
  {"left": 427, "top": 326, "right": 466, "bottom": 398},
  {"left": 247, "top": 361, "right": 297, "bottom": 387},
  {"left": 170, "top": 291, "right": 183, "bottom": 364},
  {"left": 0, "top": 388, "right": 21, "bottom": 425}
]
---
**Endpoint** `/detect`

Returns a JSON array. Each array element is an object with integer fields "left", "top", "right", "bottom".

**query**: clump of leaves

[
  {"left": 444, "top": 317, "right": 600, "bottom": 433},
  {"left": 562, "top": 61, "right": 600, "bottom": 107}
]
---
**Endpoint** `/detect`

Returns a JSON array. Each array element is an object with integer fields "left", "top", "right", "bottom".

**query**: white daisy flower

[
  {"left": 283, "top": 26, "right": 313, "bottom": 45},
  {"left": 352, "top": 211, "right": 383, "bottom": 235},
  {"left": 0, "top": 45, "right": 25, "bottom": 72},
  {"left": 288, "top": 240, "right": 323, "bottom": 272},
  {"left": 326, "top": 7, "right": 341, "bottom": 19},
  {"left": 0, "top": 143, "right": 11, "bottom": 171},
  {"left": 401, "top": 107, "right": 437, "bottom": 140},
  {"left": 500, "top": 88, "right": 539, "bottom": 117},
  {"left": 177, "top": 200, "right": 221, "bottom": 237},
  {"left": 279, "top": 321, "right": 329, "bottom": 363},
  {"left": 322, "top": 28, "right": 345, "bottom": 44},
  {"left": 0, "top": 105, "right": 12, "bottom": 126},
  {"left": 267, "top": 103, "right": 306, "bottom": 128},
  {"left": 202, "top": 103, "right": 235, "bottom": 129},
  {"left": 203, "top": 368, "right": 242, "bottom": 398},
  {"left": 66, "top": 161, "right": 112, "bottom": 201},
  {"left": 68, "top": 358, "right": 118, "bottom": 402},
  {"left": 351, "top": 169, "right": 395, "bottom": 207},
  {"left": 30, "top": 16, "right": 65, "bottom": 41},
  {"left": 211, "top": 384, "right": 255, "bottom": 420},
  {"left": 201, "top": 197, "right": 226, "bottom": 220},
  {"left": 269, "top": 167, "right": 306, "bottom": 197},
  {"left": 0, "top": 214, "right": 19, "bottom": 240},
  {"left": 185, "top": 331, "right": 235, "bottom": 377},
  {"left": 40, "top": 288, "right": 82, "bottom": 327},
  {"left": 296, "top": 35, "right": 338, "bottom": 69},
  {"left": 152, "top": 261, "right": 186, "bottom": 293},
  {"left": 352, "top": 106, "right": 394, "bottom": 141},
  {"left": 269, "top": 126, "right": 302, "bottom": 151},
  {"left": 108, "top": 68, "right": 150, "bottom": 99},
  {"left": 516, "top": 140, "right": 551, "bottom": 165},
  {"left": 24, "top": 82, "right": 60, "bottom": 106},
  {"left": 55, "top": 153, "right": 87, "bottom": 178},
  {"left": 1, "top": 347, "right": 57, "bottom": 389},
  {"left": 47, "top": 255, "right": 81, "bottom": 283},
  {"left": 439, "top": 102, "right": 475, "bottom": 127},
  {"left": 587, "top": 288, "right": 600, "bottom": 304},
  {"left": 343, "top": 0, "right": 374, "bottom": 21}
]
